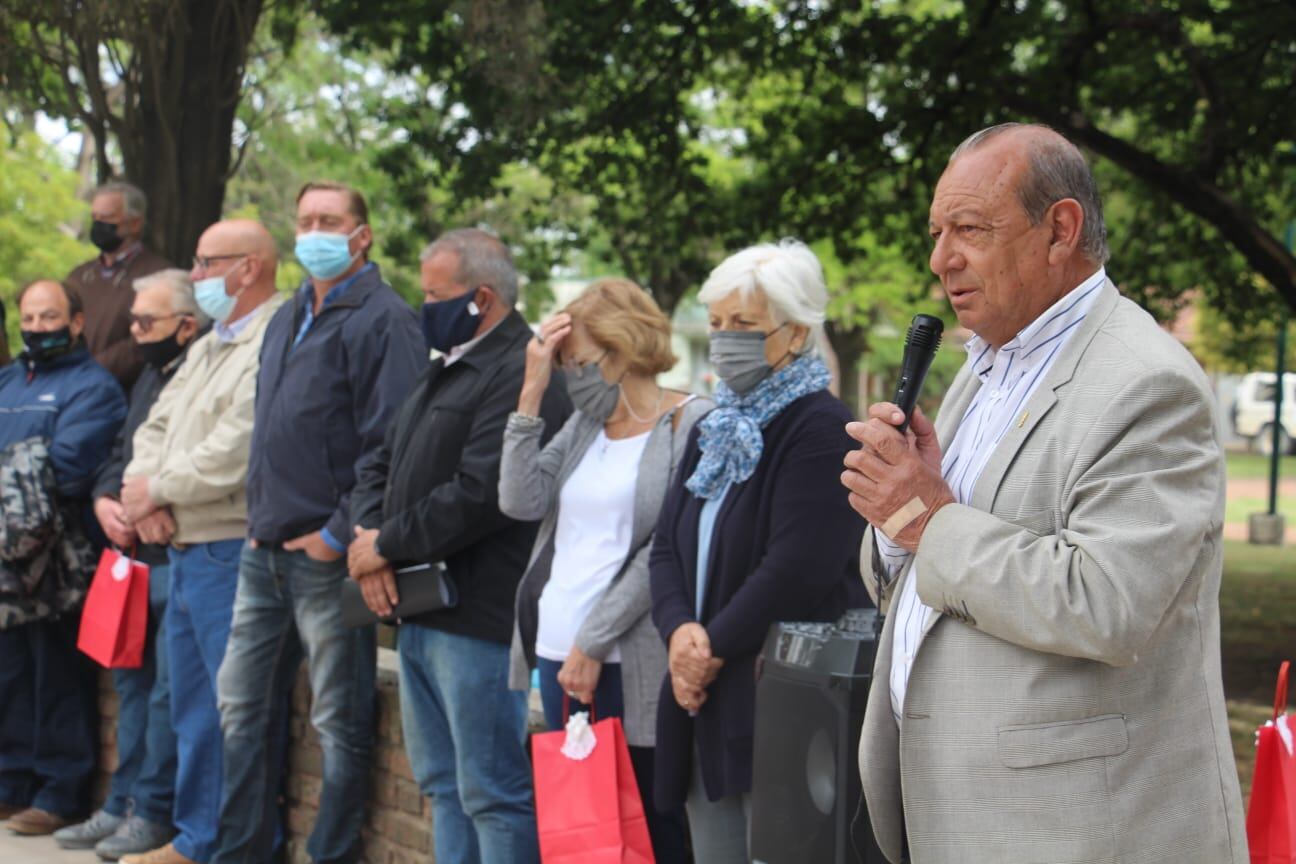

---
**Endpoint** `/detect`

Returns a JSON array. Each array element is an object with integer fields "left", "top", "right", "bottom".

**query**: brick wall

[
  {"left": 95, "top": 648, "right": 435, "bottom": 864},
  {"left": 284, "top": 649, "right": 433, "bottom": 864}
]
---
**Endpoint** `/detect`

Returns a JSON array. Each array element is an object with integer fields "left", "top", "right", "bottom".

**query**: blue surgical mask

[
  {"left": 295, "top": 226, "right": 364, "bottom": 281},
  {"left": 422, "top": 290, "right": 483, "bottom": 354},
  {"left": 195, "top": 272, "right": 240, "bottom": 323}
]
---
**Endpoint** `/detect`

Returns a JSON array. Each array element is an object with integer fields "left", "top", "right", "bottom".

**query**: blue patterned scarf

[{"left": 686, "top": 354, "right": 832, "bottom": 500}]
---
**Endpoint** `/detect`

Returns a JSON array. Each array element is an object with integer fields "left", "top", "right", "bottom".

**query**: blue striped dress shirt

[{"left": 878, "top": 268, "right": 1107, "bottom": 724}]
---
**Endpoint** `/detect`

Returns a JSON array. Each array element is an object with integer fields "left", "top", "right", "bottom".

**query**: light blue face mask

[
  {"left": 194, "top": 262, "right": 245, "bottom": 323},
  {"left": 295, "top": 226, "right": 364, "bottom": 281}
]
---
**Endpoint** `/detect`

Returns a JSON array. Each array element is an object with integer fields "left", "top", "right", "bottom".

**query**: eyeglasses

[
  {"left": 192, "top": 253, "right": 247, "bottom": 271},
  {"left": 129, "top": 313, "right": 190, "bottom": 334}
]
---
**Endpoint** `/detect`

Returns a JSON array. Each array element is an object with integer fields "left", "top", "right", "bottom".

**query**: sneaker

[
  {"left": 54, "top": 808, "right": 125, "bottom": 849},
  {"left": 119, "top": 841, "right": 198, "bottom": 864},
  {"left": 95, "top": 816, "right": 176, "bottom": 861},
  {"left": 7, "top": 806, "right": 70, "bottom": 835}
]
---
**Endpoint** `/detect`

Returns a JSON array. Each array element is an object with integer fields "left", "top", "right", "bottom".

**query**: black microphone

[{"left": 892, "top": 314, "right": 944, "bottom": 433}]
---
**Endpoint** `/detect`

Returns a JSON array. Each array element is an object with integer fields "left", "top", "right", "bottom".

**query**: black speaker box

[{"left": 750, "top": 608, "right": 884, "bottom": 864}]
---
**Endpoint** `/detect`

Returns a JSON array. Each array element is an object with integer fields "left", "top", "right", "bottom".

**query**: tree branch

[{"left": 1002, "top": 92, "right": 1296, "bottom": 311}]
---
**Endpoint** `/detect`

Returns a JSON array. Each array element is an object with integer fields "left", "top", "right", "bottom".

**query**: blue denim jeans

[
  {"left": 166, "top": 540, "right": 243, "bottom": 863},
  {"left": 0, "top": 613, "right": 98, "bottom": 817},
  {"left": 213, "top": 545, "right": 375, "bottom": 864},
  {"left": 399, "top": 625, "right": 538, "bottom": 864},
  {"left": 105, "top": 563, "right": 177, "bottom": 824},
  {"left": 536, "top": 659, "right": 691, "bottom": 864}
]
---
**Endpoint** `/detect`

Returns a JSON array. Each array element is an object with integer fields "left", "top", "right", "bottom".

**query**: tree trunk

[{"left": 114, "top": 0, "right": 264, "bottom": 266}]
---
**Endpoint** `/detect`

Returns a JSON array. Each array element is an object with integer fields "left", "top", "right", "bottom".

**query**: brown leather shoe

[
  {"left": 119, "top": 842, "right": 199, "bottom": 864},
  {"left": 7, "top": 806, "right": 70, "bottom": 835}
]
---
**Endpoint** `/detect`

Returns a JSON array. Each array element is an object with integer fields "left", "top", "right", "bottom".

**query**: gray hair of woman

[{"left": 697, "top": 239, "right": 829, "bottom": 355}]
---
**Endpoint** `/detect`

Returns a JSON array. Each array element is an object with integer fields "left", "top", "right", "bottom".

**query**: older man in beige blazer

[{"left": 841, "top": 124, "right": 1247, "bottom": 863}]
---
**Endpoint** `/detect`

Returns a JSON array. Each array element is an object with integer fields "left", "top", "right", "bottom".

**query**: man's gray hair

[
  {"left": 94, "top": 181, "right": 148, "bottom": 221},
  {"left": 950, "top": 123, "right": 1110, "bottom": 264},
  {"left": 134, "top": 268, "right": 211, "bottom": 329},
  {"left": 419, "top": 228, "right": 519, "bottom": 308}
]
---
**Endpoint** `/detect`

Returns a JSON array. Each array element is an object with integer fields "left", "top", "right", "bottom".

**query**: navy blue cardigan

[{"left": 649, "top": 388, "right": 868, "bottom": 810}]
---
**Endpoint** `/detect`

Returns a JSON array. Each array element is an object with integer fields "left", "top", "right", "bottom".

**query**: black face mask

[
  {"left": 138, "top": 331, "right": 187, "bottom": 369},
  {"left": 21, "top": 327, "right": 74, "bottom": 363},
  {"left": 90, "top": 220, "right": 124, "bottom": 253}
]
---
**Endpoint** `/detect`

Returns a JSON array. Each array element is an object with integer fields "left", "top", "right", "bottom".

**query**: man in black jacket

[
  {"left": 55, "top": 270, "right": 207, "bottom": 858},
  {"left": 213, "top": 182, "right": 425, "bottom": 864},
  {"left": 348, "top": 229, "right": 570, "bottom": 864}
]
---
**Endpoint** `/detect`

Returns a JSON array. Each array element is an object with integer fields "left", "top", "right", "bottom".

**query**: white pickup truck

[{"left": 1231, "top": 372, "right": 1296, "bottom": 455}]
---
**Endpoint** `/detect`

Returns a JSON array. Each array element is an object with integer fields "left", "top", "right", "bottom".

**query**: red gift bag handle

[
  {"left": 561, "top": 693, "right": 597, "bottom": 725},
  {"left": 1273, "top": 660, "right": 1290, "bottom": 723}
]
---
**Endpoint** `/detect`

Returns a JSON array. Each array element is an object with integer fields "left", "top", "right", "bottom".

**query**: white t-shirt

[{"left": 535, "top": 428, "right": 651, "bottom": 663}]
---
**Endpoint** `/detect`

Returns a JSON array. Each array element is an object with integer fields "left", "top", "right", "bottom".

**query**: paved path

[
  {"left": 1227, "top": 476, "right": 1296, "bottom": 499},
  {"left": 0, "top": 830, "right": 100, "bottom": 864}
]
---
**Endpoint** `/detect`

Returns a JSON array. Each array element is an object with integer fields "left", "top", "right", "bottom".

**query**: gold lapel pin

[{"left": 1017, "top": 410, "right": 1030, "bottom": 429}]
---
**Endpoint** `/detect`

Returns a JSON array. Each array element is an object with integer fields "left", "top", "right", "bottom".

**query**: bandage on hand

[{"left": 880, "top": 495, "right": 927, "bottom": 539}]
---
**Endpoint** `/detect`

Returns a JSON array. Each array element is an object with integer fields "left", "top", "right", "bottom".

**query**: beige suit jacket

[
  {"left": 126, "top": 295, "right": 283, "bottom": 544},
  {"left": 858, "top": 282, "right": 1247, "bottom": 863}
]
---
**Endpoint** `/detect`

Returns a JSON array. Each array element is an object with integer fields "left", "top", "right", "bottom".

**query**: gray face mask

[
  {"left": 710, "top": 327, "right": 789, "bottom": 395},
  {"left": 565, "top": 359, "right": 621, "bottom": 420}
]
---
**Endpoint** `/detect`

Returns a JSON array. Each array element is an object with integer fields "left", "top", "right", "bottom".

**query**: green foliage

[
  {"left": 0, "top": 131, "right": 95, "bottom": 350},
  {"left": 225, "top": 17, "right": 604, "bottom": 311},
  {"left": 0, "top": 0, "right": 274, "bottom": 265},
  {"left": 224, "top": 24, "right": 425, "bottom": 303},
  {"left": 1195, "top": 301, "right": 1293, "bottom": 374},
  {"left": 315, "top": 0, "right": 1296, "bottom": 328}
]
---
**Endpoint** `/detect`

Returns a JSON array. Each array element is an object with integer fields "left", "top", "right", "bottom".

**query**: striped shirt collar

[{"left": 963, "top": 268, "right": 1107, "bottom": 381}]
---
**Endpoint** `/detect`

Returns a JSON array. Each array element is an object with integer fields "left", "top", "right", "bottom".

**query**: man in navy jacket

[
  {"left": 0, "top": 279, "right": 126, "bottom": 835},
  {"left": 213, "top": 182, "right": 424, "bottom": 864}
]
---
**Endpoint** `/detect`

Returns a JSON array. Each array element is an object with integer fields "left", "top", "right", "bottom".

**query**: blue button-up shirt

[
  {"left": 294, "top": 262, "right": 375, "bottom": 552},
  {"left": 293, "top": 262, "right": 376, "bottom": 348}
]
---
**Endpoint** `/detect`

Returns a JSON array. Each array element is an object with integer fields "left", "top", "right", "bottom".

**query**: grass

[
  {"left": 1225, "top": 451, "right": 1296, "bottom": 480},
  {"left": 1220, "top": 540, "right": 1295, "bottom": 803},
  {"left": 1224, "top": 495, "right": 1296, "bottom": 524}
]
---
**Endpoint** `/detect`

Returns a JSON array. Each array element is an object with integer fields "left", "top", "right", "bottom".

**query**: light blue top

[
  {"left": 294, "top": 262, "right": 375, "bottom": 348},
  {"left": 694, "top": 482, "right": 732, "bottom": 619},
  {"left": 214, "top": 308, "right": 258, "bottom": 344}
]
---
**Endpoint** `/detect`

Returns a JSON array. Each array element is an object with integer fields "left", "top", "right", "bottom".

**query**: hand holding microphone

[{"left": 840, "top": 314, "right": 954, "bottom": 552}]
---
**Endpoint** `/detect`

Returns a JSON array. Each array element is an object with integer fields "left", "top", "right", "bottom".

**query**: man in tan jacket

[{"left": 117, "top": 220, "right": 284, "bottom": 864}]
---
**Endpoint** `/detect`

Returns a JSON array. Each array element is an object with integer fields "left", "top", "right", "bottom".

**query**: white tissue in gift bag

[
  {"left": 561, "top": 710, "right": 597, "bottom": 760},
  {"left": 1256, "top": 715, "right": 1294, "bottom": 755}
]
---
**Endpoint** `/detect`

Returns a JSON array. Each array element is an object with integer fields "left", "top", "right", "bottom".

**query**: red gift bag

[
  {"left": 532, "top": 701, "right": 654, "bottom": 863},
  {"left": 77, "top": 547, "right": 150, "bottom": 669},
  {"left": 1249, "top": 660, "right": 1296, "bottom": 864}
]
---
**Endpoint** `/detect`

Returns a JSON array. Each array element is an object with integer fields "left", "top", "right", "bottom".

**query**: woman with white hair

[{"left": 649, "top": 240, "right": 867, "bottom": 861}]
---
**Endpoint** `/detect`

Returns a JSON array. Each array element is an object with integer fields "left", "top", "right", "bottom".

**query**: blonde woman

[{"left": 500, "top": 278, "right": 711, "bottom": 862}]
